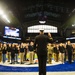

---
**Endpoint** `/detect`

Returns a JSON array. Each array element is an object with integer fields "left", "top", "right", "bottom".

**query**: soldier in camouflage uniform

[{"left": 47, "top": 43, "right": 53, "bottom": 64}]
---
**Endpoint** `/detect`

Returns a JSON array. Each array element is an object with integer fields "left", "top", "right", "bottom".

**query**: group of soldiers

[
  {"left": 47, "top": 41, "right": 75, "bottom": 64},
  {"left": 0, "top": 41, "right": 37, "bottom": 64},
  {"left": 0, "top": 42, "right": 31, "bottom": 64},
  {"left": 0, "top": 40, "right": 75, "bottom": 64}
]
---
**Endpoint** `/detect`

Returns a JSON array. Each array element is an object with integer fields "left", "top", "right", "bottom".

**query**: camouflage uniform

[{"left": 47, "top": 44, "right": 53, "bottom": 64}]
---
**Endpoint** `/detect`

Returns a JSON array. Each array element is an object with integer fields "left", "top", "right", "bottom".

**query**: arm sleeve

[{"left": 47, "top": 37, "right": 53, "bottom": 43}]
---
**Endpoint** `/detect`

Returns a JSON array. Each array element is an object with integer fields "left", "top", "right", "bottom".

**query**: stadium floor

[
  {"left": 0, "top": 60, "right": 75, "bottom": 75},
  {"left": 0, "top": 72, "right": 75, "bottom": 75}
]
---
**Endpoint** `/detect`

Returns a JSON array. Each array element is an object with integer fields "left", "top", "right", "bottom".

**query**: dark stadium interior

[{"left": 0, "top": 0, "right": 75, "bottom": 42}]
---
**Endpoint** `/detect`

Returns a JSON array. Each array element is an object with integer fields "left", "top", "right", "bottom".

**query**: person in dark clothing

[
  {"left": 20, "top": 43, "right": 25, "bottom": 64},
  {"left": 34, "top": 30, "right": 53, "bottom": 75},
  {"left": 28, "top": 41, "right": 34, "bottom": 64},
  {"left": 7, "top": 44, "right": 11, "bottom": 62},
  {"left": 23, "top": 43, "right": 28, "bottom": 61},
  {"left": 0, "top": 43, "right": 2, "bottom": 62},
  {"left": 53, "top": 44, "right": 59, "bottom": 62},
  {"left": 66, "top": 41, "right": 73, "bottom": 64},
  {"left": 72, "top": 44, "right": 75, "bottom": 61},
  {"left": 10, "top": 44, "right": 15, "bottom": 64},
  {"left": 24, "top": 47, "right": 28, "bottom": 61},
  {"left": 2, "top": 43, "right": 7, "bottom": 63},
  {"left": 59, "top": 43, "right": 65, "bottom": 64},
  {"left": 63, "top": 44, "right": 67, "bottom": 62},
  {"left": 14, "top": 44, "right": 19, "bottom": 63}
]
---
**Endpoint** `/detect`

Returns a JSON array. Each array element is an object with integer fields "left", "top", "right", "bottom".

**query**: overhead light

[
  {"left": 72, "top": 24, "right": 75, "bottom": 27},
  {"left": 0, "top": 9, "right": 10, "bottom": 23},
  {"left": 0, "top": 10, "right": 4, "bottom": 15},
  {"left": 2, "top": 14, "right": 10, "bottom": 23},
  {"left": 39, "top": 21, "right": 46, "bottom": 24},
  {"left": 7, "top": 19, "right": 10, "bottom": 23},
  {"left": 2, "top": 14, "right": 7, "bottom": 19}
]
